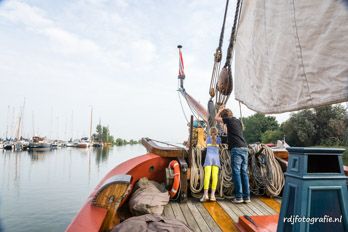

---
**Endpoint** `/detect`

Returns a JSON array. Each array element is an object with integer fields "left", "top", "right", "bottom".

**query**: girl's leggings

[{"left": 203, "top": 165, "right": 219, "bottom": 190}]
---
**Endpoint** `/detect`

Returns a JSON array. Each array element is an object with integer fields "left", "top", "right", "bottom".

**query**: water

[{"left": 0, "top": 145, "right": 146, "bottom": 232}]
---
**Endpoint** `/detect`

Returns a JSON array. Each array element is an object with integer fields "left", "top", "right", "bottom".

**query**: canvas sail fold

[{"left": 234, "top": 0, "right": 348, "bottom": 114}]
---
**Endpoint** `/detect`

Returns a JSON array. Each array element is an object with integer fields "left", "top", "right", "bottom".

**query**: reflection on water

[
  {"left": 95, "top": 147, "right": 110, "bottom": 164},
  {"left": 0, "top": 145, "right": 146, "bottom": 232},
  {"left": 28, "top": 151, "right": 51, "bottom": 162}
]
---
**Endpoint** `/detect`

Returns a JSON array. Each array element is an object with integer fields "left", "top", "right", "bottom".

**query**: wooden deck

[{"left": 163, "top": 196, "right": 281, "bottom": 232}]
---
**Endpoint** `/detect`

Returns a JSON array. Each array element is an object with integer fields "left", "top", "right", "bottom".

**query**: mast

[
  {"left": 177, "top": 45, "right": 208, "bottom": 123},
  {"left": 5, "top": 105, "right": 10, "bottom": 139},
  {"left": 89, "top": 107, "right": 93, "bottom": 142},
  {"left": 32, "top": 111, "right": 35, "bottom": 136},
  {"left": 15, "top": 114, "right": 21, "bottom": 140},
  {"left": 56, "top": 116, "right": 60, "bottom": 140},
  {"left": 177, "top": 45, "right": 185, "bottom": 90},
  {"left": 70, "top": 111, "right": 74, "bottom": 140},
  {"left": 11, "top": 107, "right": 15, "bottom": 139}
]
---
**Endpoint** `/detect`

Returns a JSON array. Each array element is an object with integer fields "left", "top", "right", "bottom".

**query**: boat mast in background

[
  {"left": 5, "top": 105, "right": 10, "bottom": 139},
  {"left": 89, "top": 106, "right": 93, "bottom": 143}
]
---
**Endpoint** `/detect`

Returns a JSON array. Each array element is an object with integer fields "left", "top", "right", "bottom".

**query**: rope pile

[
  {"left": 189, "top": 146, "right": 234, "bottom": 199},
  {"left": 248, "top": 144, "right": 284, "bottom": 197},
  {"left": 189, "top": 148, "right": 204, "bottom": 198},
  {"left": 217, "top": 144, "right": 234, "bottom": 199}
]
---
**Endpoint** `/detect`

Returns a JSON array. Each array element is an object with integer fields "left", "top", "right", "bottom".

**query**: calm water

[{"left": 0, "top": 145, "right": 146, "bottom": 232}]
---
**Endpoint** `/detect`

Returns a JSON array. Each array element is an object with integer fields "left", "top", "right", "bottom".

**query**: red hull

[{"left": 66, "top": 153, "right": 171, "bottom": 232}]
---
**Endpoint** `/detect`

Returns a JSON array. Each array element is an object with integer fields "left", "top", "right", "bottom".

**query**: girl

[{"left": 200, "top": 127, "right": 221, "bottom": 202}]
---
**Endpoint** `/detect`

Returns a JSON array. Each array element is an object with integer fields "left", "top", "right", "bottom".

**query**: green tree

[
  {"left": 108, "top": 135, "right": 114, "bottom": 144},
  {"left": 314, "top": 105, "right": 347, "bottom": 146},
  {"left": 115, "top": 138, "right": 124, "bottom": 146},
  {"left": 96, "top": 124, "right": 103, "bottom": 142},
  {"left": 261, "top": 130, "right": 283, "bottom": 144},
  {"left": 281, "top": 109, "right": 316, "bottom": 146},
  {"left": 281, "top": 105, "right": 347, "bottom": 146},
  {"left": 243, "top": 113, "right": 279, "bottom": 143}
]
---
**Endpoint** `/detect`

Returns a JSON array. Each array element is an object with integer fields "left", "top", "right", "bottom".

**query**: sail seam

[{"left": 291, "top": 0, "right": 313, "bottom": 104}]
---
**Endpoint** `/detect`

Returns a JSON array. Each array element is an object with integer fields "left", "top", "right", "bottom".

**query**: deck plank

[
  {"left": 203, "top": 202, "right": 238, "bottom": 232},
  {"left": 246, "top": 200, "right": 265, "bottom": 215},
  {"left": 259, "top": 197, "right": 281, "bottom": 213},
  {"left": 218, "top": 201, "right": 239, "bottom": 222},
  {"left": 171, "top": 202, "right": 187, "bottom": 224},
  {"left": 249, "top": 199, "right": 271, "bottom": 215},
  {"left": 163, "top": 203, "right": 175, "bottom": 218},
  {"left": 227, "top": 201, "right": 245, "bottom": 217},
  {"left": 242, "top": 202, "right": 261, "bottom": 216},
  {"left": 253, "top": 198, "right": 278, "bottom": 215},
  {"left": 194, "top": 201, "right": 222, "bottom": 232},
  {"left": 234, "top": 202, "right": 254, "bottom": 216},
  {"left": 180, "top": 202, "right": 201, "bottom": 232},
  {"left": 186, "top": 200, "right": 212, "bottom": 232}
]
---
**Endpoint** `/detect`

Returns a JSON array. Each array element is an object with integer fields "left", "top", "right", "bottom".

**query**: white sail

[{"left": 234, "top": 0, "right": 348, "bottom": 114}]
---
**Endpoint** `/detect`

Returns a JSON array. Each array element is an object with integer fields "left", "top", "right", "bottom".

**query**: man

[{"left": 215, "top": 106, "right": 250, "bottom": 203}]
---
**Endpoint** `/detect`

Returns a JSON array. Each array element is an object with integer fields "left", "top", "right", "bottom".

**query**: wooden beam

[
  {"left": 203, "top": 202, "right": 238, "bottom": 232},
  {"left": 177, "top": 157, "right": 188, "bottom": 202}
]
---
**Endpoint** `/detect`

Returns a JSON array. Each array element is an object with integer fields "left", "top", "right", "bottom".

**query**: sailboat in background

[
  {"left": 28, "top": 136, "right": 52, "bottom": 152},
  {"left": 77, "top": 107, "right": 93, "bottom": 148}
]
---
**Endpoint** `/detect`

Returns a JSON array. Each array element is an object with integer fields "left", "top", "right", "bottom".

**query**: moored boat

[
  {"left": 77, "top": 137, "right": 91, "bottom": 148},
  {"left": 28, "top": 136, "right": 52, "bottom": 152},
  {"left": 3, "top": 141, "right": 13, "bottom": 150},
  {"left": 66, "top": 138, "right": 348, "bottom": 231},
  {"left": 67, "top": 0, "right": 348, "bottom": 230}
]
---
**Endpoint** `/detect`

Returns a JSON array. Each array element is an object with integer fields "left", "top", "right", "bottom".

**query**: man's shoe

[
  {"left": 232, "top": 198, "right": 243, "bottom": 204},
  {"left": 210, "top": 195, "right": 216, "bottom": 202},
  {"left": 243, "top": 198, "right": 251, "bottom": 203}
]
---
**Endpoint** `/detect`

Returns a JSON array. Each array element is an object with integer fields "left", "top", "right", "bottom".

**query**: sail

[
  {"left": 234, "top": 0, "right": 348, "bottom": 114},
  {"left": 178, "top": 89, "right": 208, "bottom": 122}
]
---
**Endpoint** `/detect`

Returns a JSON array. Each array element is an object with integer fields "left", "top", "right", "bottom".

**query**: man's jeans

[{"left": 231, "top": 147, "right": 250, "bottom": 200}]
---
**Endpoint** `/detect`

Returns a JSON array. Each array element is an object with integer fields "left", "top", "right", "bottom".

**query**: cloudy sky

[{"left": 0, "top": 0, "right": 288, "bottom": 142}]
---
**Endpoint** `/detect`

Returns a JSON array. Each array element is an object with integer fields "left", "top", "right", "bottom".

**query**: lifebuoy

[{"left": 168, "top": 160, "right": 180, "bottom": 198}]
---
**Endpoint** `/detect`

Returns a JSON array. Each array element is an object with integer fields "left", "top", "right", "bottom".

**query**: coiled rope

[
  {"left": 189, "top": 147, "right": 204, "bottom": 198},
  {"left": 248, "top": 144, "right": 285, "bottom": 197},
  {"left": 217, "top": 144, "right": 234, "bottom": 199},
  {"left": 189, "top": 146, "right": 234, "bottom": 199}
]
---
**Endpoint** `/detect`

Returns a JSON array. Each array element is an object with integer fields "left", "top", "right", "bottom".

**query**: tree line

[
  {"left": 242, "top": 104, "right": 348, "bottom": 147},
  {"left": 92, "top": 124, "right": 140, "bottom": 146}
]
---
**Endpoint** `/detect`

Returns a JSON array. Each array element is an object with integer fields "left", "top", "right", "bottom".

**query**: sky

[{"left": 0, "top": 0, "right": 289, "bottom": 143}]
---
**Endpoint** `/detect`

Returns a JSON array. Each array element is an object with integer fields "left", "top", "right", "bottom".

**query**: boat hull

[
  {"left": 77, "top": 143, "right": 90, "bottom": 148},
  {"left": 66, "top": 153, "right": 171, "bottom": 232},
  {"left": 28, "top": 143, "right": 52, "bottom": 152},
  {"left": 3, "top": 144, "right": 13, "bottom": 150}
]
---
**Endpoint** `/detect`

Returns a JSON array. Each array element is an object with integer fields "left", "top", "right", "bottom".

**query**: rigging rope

[
  {"left": 181, "top": 90, "right": 207, "bottom": 124},
  {"left": 177, "top": 90, "right": 189, "bottom": 124},
  {"left": 217, "top": 144, "right": 234, "bottom": 199},
  {"left": 189, "top": 147, "right": 204, "bottom": 198},
  {"left": 248, "top": 144, "right": 285, "bottom": 197},
  {"left": 209, "top": 0, "right": 230, "bottom": 100},
  {"left": 215, "top": 0, "right": 242, "bottom": 106}
]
